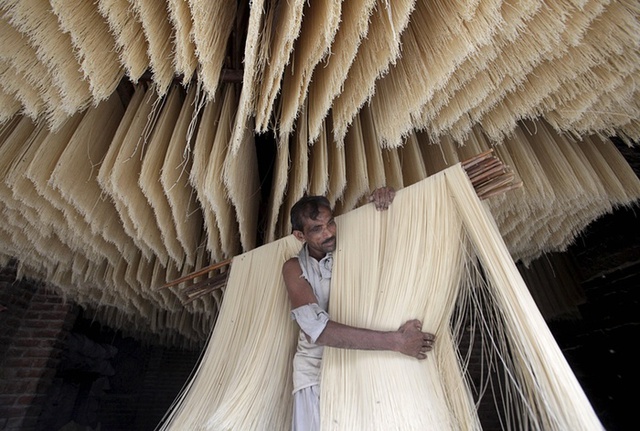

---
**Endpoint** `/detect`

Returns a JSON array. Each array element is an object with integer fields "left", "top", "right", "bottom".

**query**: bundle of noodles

[
  {"left": 97, "top": 0, "right": 149, "bottom": 82},
  {"left": 97, "top": 85, "right": 152, "bottom": 259},
  {"left": 360, "top": 106, "right": 387, "bottom": 192},
  {"left": 264, "top": 132, "right": 290, "bottom": 243},
  {"left": 381, "top": 146, "right": 404, "bottom": 192},
  {"left": 48, "top": 95, "right": 134, "bottom": 263},
  {"left": 0, "top": 61, "right": 45, "bottom": 121},
  {"left": 335, "top": 113, "right": 369, "bottom": 214},
  {"left": 158, "top": 163, "right": 604, "bottom": 430},
  {"left": 108, "top": 86, "right": 170, "bottom": 264},
  {"left": 307, "top": 0, "right": 377, "bottom": 143},
  {"left": 276, "top": 0, "right": 341, "bottom": 135},
  {"left": 0, "top": 90, "right": 21, "bottom": 124},
  {"left": 445, "top": 165, "right": 604, "bottom": 431},
  {"left": 24, "top": 109, "right": 122, "bottom": 267},
  {"left": 1, "top": 0, "right": 92, "bottom": 120},
  {"left": 50, "top": 0, "right": 123, "bottom": 101},
  {"left": 202, "top": 84, "right": 242, "bottom": 258},
  {"left": 229, "top": 0, "right": 266, "bottom": 153},
  {"left": 254, "top": 0, "right": 305, "bottom": 132},
  {"left": 166, "top": 0, "right": 197, "bottom": 84},
  {"left": 369, "top": 0, "right": 502, "bottom": 147},
  {"left": 307, "top": 116, "right": 329, "bottom": 197},
  {"left": 223, "top": 115, "right": 261, "bottom": 251},
  {"left": 463, "top": 1, "right": 636, "bottom": 143},
  {"left": 278, "top": 112, "right": 309, "bottom": 238},
  {"left": 397, "top": 131, "right": 427, "bottom": 188},
  {"left": 9, "top": 115, "right": 84, "bottom": 254},
  {"left": 331, "top": 0, "right": 417, "bottom": 144},
  {"left": 321, "top": 168, "right": 601, "bottom": 429},
  {"left": 189, "top": 86, "right": 225, "bottom": 262},
  {"left": 160, "top": 84, "right": 202, "bottom": 267},
  {"left": 416, "top": 132, "right": 460, "bottom": 176},
  {"left": 0, "top": 118, "right": 64, "bottom": 269},
  {"left": 139, "top": 85, "right": 186, "bottom": 267},
  {"left": 323, "top": 170, "right": 476, "bottom": 430},
  {"left": 130, "top": 0, "right": 175, "bottom": 95},
  {"left": 4, "top": 123, "right": 62, "bottom": 247},
  {"left": 326, "top": 118, "right": 347, "bottom": 209},
  {"left": 442, "top": 1, "right": 571, "bottom": 143},
  {"left": 188, "top": 0, "right": 236, "bottom": 99},
  {"left": 0, "top": 19, "right": 67, "bottom": 127},
  {"left": 158, "top": 235, "right": 301, "bottom": 430}
]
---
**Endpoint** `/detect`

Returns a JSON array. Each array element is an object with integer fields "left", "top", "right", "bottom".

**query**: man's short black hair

[{"left": 290, "top": 196, "right": 332, "bottom": 232}]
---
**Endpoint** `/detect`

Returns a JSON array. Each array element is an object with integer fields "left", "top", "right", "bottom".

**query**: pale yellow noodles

[{"left": 160, "top": 164, "right": 604, "bottom": 430}]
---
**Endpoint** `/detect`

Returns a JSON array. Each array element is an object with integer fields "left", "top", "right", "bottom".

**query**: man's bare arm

[{"left": 283, "top": 258, "right": 435, "bottom": 359}]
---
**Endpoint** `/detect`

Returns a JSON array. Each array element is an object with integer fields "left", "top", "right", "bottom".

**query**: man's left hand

[{"left": 369, "top": 187, "right": 396, "bottom": 211}]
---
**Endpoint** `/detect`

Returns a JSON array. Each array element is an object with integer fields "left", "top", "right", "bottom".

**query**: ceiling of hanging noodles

[{"left": 0, "top": 0, "right": 638, "bottom": 345}]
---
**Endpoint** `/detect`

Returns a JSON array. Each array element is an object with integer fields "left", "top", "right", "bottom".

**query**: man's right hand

[{"left": 395, "top": 319, "right": 436, "bottom": 360}]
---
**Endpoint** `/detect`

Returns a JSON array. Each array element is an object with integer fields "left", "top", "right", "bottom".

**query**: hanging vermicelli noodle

[
  {"left": 159, "top": 163, "right": 604, "bottom": 430},
  {"left": 336, "top": 113, "right": 368, "bottom": 214},
  {"left": 97, "top": 0, "right": 149, "bottom": 82},
  {"left": 308, "top": 116, "right": 329, "bottom": 197},
  {"left": 166, "top": 0, "right": 197, "bottom": 84},
  {"left": 360, "top": 106, "right": 387, "bottom": 191},
  {"left": 254, "top": 0, "right": 305, "bottom": 132},
  {"left": 223, "top": 118, "right": 261, "bottom": 251},
  {"left": 331, "top": 0, "right": 416, "bottom": 143},
  {"left": 189, "top": 86, "right": 225, "bottom": 262},
  {"left": 158, "top": 235, "right": 301, "bottom": 430},
  {"left": 109, "top": 87, "right": 169, "bottom": 263},
  {"left": 188, "top": 0, "right": 235, "bottom": 99},
  {"left": 160, "top": 84, "right": 202, "bottom": 267},
  {"left": 326, "top": 123, "right": 346, "bottom": 209},
  {"left": 278, "top": 123, "right": 310, "bottom": 238},
  {"left": 50, "top": 0, "right": 123, "bottom": 101},
  {"left": 228, "top": 0, "right": 265, "bottom": 153},
  {"left": 202, "top": 84, "right": 241, "bottom": 258},
  {"left": 49, "top": 95, "right": 132, "bottom": 261},
  {"left": 0, "top": 90, "right": 21, "bottom": 124},
  {"left": 265, "top": 133, "right": 291, "bottom": 243},
  {"left": 381, "top": 146, "right": 404, "bottom": 192},
  {"left": 397, "top": 131, "right": 426, "bottom": 187},
  {"left": 139, "top": 85, "right": 185, "bottom": 267},
  {"left": 130, "top": 0, "right": 175, "bottom": 95},
  {"left": 306, "top": 0, "right": 377, "bottom": 143},
  {"left": 97, "top": 85, "right": 151, "bottom": 259},
  {"left": 277, "top": 0, "right": 341, "bottom": 135},
  {"left": 0, "top": 19, "right": 66, "bottom": 127},
  {"left": 0, "top": 63, "right": 45, "bottom": 120},
  {"left": 1, "top": 0, "right": 92, "bottom": 119}
]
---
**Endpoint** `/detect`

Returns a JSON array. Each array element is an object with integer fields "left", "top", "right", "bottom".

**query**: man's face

[{"left": 295, "top": 206, "right": 337, "bottom": 260}]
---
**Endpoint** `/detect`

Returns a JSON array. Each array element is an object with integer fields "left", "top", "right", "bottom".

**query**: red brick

[
  {"left": 9, "top": 338, "right": 41, "bottom": 348},
  {"left": 2, "top": 357, "right": 48, "bottom": 369},
  {"left": 19, "top": 328, "right": 61, "bottom": 339},
  {"left": 0, "top": 394, "right": 16, "bottom": 407},
  {"left": 15, "top": 395, "right": 36, "bottom": 406},
  {"left": 24, "top": 348, "right": 54, "bottom": 359},
  {"left": 6, "top": 416, "right": 26, "bottom": 429},
  {"left": 1, "top": 380, "right": 37, "bottom": 395},
  {"left": 15, "top": 368, "right": 43, "bottom": 379},
  {"left": 24, "top": 310, "right": 70, "bottom": 322},
  {"left": 18, "top": 319, "right": 52, "bottom": 329}
]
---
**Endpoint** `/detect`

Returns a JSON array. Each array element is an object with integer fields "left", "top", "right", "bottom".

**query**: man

[{"left": 282, "top": 188, "right": 437, "bottom": 431}]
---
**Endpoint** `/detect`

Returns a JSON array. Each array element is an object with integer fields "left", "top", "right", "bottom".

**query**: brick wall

[{"left": 0, "top": 264, "right": 77, "bottom": 431}]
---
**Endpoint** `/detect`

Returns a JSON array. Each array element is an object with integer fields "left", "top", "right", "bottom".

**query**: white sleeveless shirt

[{"left": 291, "top": 244, "right": 333, "bottom": 393}]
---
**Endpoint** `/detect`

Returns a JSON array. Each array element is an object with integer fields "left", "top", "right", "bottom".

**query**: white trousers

[{"left": 292, "top": 385, "right": 320, "bottom": 431}]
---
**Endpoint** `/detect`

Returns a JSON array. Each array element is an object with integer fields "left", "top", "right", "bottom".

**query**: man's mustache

[{"left": 323, "top": 236, "right": 336, "bottom": 246}]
